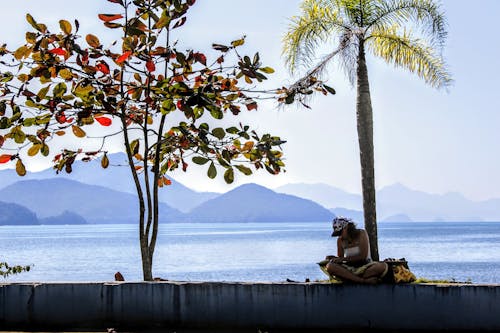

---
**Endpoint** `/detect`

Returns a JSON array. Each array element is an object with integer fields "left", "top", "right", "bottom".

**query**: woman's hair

[{"left": 343, "top": 222, "right": 361, "bottom": 244}]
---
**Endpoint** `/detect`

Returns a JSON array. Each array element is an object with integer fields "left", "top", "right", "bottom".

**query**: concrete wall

[{"left": 1, "top": 282, "right": 499, "bottom": 331}]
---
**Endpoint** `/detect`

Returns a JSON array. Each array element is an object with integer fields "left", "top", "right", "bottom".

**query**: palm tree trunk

[{"left": 355, "top": 39, "right": 379, "bottom": 261}]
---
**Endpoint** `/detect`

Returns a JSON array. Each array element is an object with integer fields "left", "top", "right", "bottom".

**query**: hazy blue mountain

[
  {"left": 186, "top": 183, "right": 334, "bottom": 222},
  {"left": 0, "top": 178, "right": 182, "bottom": 224},
  {"left": 0, "top": 153, "right": 219, "bottom": 213},
  {"left": 40, "top": 210, "right": 88, "bottom": 225},
  {"left": 377, "top": 183, "right": 499, "bottom": 221},
  {"left": 381, "top": 214, "right": 413, "bottom": 223},
  {"left": 275, "top": 183, "right": 362, "bottom": 211},
  {"left": 0, "top": 201, "right": 39, "bottom": 225},
  {"left": 276, "top": 182, "right": 500, "bottom": 221}
]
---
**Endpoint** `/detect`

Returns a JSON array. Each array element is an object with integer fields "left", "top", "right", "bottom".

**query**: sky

[{"left": 1, "top": 0, "right": 500, "bottom": 201}]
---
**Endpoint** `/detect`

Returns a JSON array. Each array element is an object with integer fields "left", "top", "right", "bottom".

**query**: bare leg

[
  {"left": 361, "top": 262, "right": 388, "bottom": 279},
  {"left": 326, "top": 263, "right": 365, "bottom": 283}
]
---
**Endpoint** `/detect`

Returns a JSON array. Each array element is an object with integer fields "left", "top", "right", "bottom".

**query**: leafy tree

[
  {"left": 0, "top": 262, "right": 31, "bottom": 278},
  {"left": 283, "top": 0, "right": 452, "bottom": 260},
  {"left": 0, "top": 0, "right": 331, "bottom": 280}
]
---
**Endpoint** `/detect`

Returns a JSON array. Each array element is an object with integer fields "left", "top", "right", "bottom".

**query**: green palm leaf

[{"left": 367, "top": 25, "right": 452, "bottom": 88}]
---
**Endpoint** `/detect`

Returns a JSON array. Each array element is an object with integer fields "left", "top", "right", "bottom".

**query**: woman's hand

[{"left": 331, "top": 257, "right": 348, "bottom": 264}]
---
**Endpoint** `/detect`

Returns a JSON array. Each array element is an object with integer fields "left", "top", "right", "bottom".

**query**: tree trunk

[
  {"left": 141, "top": 236, "right": 153, "bottom": 281},
  {"left": 355, "top": 39, "right": 379, "bottom": 261}
]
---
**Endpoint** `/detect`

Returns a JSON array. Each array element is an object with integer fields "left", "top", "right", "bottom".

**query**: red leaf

[
  {"left": 0, "top": 135, "right": 4, "bottom": 148},
  {"left": 146, "top": 60, "right": 155, "bottom": 72},
  {"left": 246, "top": 102, "right": 258, "bottom": 111},
  {"left": 116, "top": 51, "right": 132, "bottom": 64},
  {"left": 187, "top": 0, "right": 196, "bottom": 5},
  {"left": 108, "top": 0, "right": 124, "bottom": 5},
  {"left": 49, "top": 48, "right": 66, "bottom": 56},
  {"left": 182, "top": 160, "right": 188, "bottom": 172},
  {"left": 177, "top": 100, "right": 183, "bottom": 110},
  {"left": 96, "top": 62, "right": 110, "bottom": 74},
  {"left": 193, "top": 52, "right": 207, "bottom": 66},
  {"left": 95, "top": 116, "right": 112, "bottom": 126},
  {"left": 98, "top": 14, "right": 123, "bottom": 22},
  {"left": 165, "top": 178, "right": 172, "bottom": 186},
  {"left": 56, "top": 112, "right": 67, "bottom": 124},
  {"left": 0, "top": 154, "right": 12, "bottom": 163}
]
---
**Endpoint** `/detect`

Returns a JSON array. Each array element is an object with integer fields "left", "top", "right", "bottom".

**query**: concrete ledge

[{"left": 1, "top": 282, "right": 499, "bottom": 331}]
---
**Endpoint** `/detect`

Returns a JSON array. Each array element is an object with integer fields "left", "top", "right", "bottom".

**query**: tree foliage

[
  {"left": 0, "top": 262, "right": 31, "bottom": 278},
  {"left": 283, "top": 0, "right": 451, "bottom": 260},
  {"left": 0, "top": 0, "right": 333, "bottom": 280}
]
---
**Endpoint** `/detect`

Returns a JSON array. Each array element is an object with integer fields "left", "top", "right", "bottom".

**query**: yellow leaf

[
  {"left": 16, "top": 159, "right": 26, "bottom": 176},
  {"left": 71, "top": 125, "right": 86, "bottom": 138},
  {"left": 243, "top": 141, "right": 254, "bottom": 151},
  {"left": 14, "top": 46, "right": 29, "bottom": 60},
  {"left": 59, "top": 20, "right": 72, "bottom": 35},
  {"left": 27, "top": 144, "right": 41, "bottom": 156},
  {"left": 101, "top": 154, "right": 109, "bottom": 169},
  {"left": 59, "top": 68, "right": 73, "bottom": 80}
]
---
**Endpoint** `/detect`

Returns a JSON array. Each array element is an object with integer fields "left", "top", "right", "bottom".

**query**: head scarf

[{"left": 331, "top": 216, "right": 353, "bottom": 237}]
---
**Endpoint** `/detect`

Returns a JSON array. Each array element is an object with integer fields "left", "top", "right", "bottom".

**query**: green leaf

[
  {"left": 207, "top": 161, "right": 217, "bottom": 179},
  {"left": 224, "top": 168, "right": 234, "bottom": 184},
  {"left": 40, "top": 144, "right": 49, "bottom": 156},
  {"left": 161, "top": 99, "right": 175, "bottom": 114},
  {"left": 53, "top": 82, "right": 67, "bottom": 98},
  {"left": 323, "top": 84, "right": 336, "bottom": 95},
  {"left": 13, "top": 129, "right": 26, "bottom": 144},
  {"left": 23, "top": 118, "right": 35, "bottom": 127},
  {"left": 259, "top": 67, "right": 275, "bottom": 74},
  {"left": 212, "top": 127, "right": 225, "bottom": 140},
  {"left": 235, "top": 164, "right": 252, "bottom": 176},
  {"left": 192, "top": 156, "right": 210, "bottom": 165},
  {"left": 37, "top": 85, "right": 50, "bottom": 100},
  {"left": 129, "top": 139, "right": 139, "bottom": 155},
  {"left": 226, "top": 126, "right": 239, "bottom": 134},
  {"left": 208, "top": 106, "right": 223, "bottom": 120}
]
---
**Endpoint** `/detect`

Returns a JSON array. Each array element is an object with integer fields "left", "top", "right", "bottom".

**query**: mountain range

[
  {"left": 276, "top": 182, "right": 500, "bottom": 222},
  {"left": 1, "top": 153, "right": 500, "bottom": 223}
]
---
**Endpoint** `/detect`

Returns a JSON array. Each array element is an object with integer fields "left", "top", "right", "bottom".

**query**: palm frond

[
  {"left": 367, "top": 0, "right": 447, "bottom": 49},
  {"left": 282, "top": 0, "right": 351, "bottom": 74},
  {"left": 337, "top": 34, "right": 359, "bottom": 85},
  {"left": 366, "top": 26, "right": 452, "bottom": 88}
]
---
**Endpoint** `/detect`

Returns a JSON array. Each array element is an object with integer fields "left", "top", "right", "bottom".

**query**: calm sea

[{"left": 1, "top": 222, "right": 499, "bottom": 283}]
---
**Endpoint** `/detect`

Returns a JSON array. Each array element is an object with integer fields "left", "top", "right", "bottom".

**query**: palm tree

[{"left": 283, "top": 0, "right": 452, "bottom": 260}]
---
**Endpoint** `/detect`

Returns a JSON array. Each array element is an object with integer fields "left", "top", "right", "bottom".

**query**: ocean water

[{"left": 1, "top": 222, "right": 499, "bottom": 283}]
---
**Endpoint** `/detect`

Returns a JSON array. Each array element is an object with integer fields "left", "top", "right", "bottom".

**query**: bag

[{"left": 382, "top": 258, "right": 416, "bottom": 283}]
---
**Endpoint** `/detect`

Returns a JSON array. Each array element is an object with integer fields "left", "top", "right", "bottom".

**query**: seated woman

[{"left": 326, "top": 217, "right": 388, "bottom": 284}]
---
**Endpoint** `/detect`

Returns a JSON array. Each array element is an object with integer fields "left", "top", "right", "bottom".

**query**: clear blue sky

[{"left": 1, "top": 1, "right": 499, "bottom": 201}]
